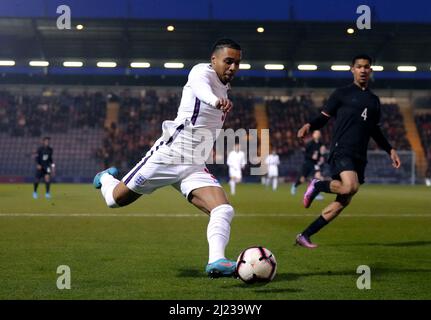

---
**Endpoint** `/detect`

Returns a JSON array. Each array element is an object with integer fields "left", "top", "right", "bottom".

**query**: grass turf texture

[{"left": 0, "top": 183, "right": 430, "bottom": 299}]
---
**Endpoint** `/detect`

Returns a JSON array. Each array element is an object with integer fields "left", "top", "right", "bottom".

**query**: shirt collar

[{"left": 351, "top": 82, "right": 369, "bottom": 92}]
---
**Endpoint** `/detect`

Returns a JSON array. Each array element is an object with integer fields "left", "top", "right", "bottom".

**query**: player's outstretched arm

[
  {"left": 189, "top": 66, "right": 232, "bottom": 112},
  {"left": 298, "top": 112, "right": 331, "bottom": 140}
]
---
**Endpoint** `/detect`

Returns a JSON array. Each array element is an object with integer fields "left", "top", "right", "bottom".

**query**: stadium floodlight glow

[
  {"left": 167, "top": 25, "right": 175, "bottom": 32},
  {"left": 331, "top": 65, "right": 351, "bottom": 71},
  {"left": 0, "top": 60, "right": 15, "bottom": 66},
  {"left": 29, "top": 61, "right": 49, "bottom": 67},
  {"left": 63, "top": 61, "right": 83, "bottom": 67},
  {"left": 347, "top": 28, "right": 355, "bottom": 34},
  {"left": 264, "top": 64, "right": 284, "bottom": 70},
  {"left": 257, "top": 27, "right": 265, "bottom": 33},
  {"left": 97, "top": 61, "right": 117, "bottom": 68},
  {"left": 239, "top": 63, "right": 251, "bottom": 70},
  {"left": 397, "top": 66, "right": 417, "bottom": 72},
  {"left": 76, "top": 24, "right": 84, "bottom": 30},
  {"left": 372, "top": 65, "right": 384, "bottom": 71},
  {"left": 130, "top": 62, "right": 151, "bottom": 68},
  {"left": 297, "top": 64, "right": 318, "bottom": 71},
  {"left": 164, "top": 62, "right": 184, "bottom": 69}
]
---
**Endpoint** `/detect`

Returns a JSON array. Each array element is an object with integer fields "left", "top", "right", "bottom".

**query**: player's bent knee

[
  {"left": 106, "top": 182, "right": 141, "bottom": 208},
  {"left": 348, "top": 184, "right": 359, "bottom": 195},
  {"left": 339, "top": 184, "right": 359, "bottom": 196},
  {"left": 104, "top": 189, "right": 120, "bottom": 208},
  {"left": 114, "top": 190, "right": 141, "bottom": 207}
]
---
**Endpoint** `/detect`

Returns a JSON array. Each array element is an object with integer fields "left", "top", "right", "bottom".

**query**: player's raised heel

[
  {"left": 303, "top": 178, "right": 320, "bottom": 208},
  {"left": 295, "top": 233, "right": 318, "bottom": 249},
  {"left": 205, "top": 258, "right": 237, "bottom": 278},
  {"left": 93, "top": 167, "right": 119, "bottom": 189}
]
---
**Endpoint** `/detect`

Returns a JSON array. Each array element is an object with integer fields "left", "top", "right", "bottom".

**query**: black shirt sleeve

[
  {"left": 371, "top": 101, "right": 393, "bottom": 154},
  {"left": 309, "top": 112, "right": 330, "bottom": 131},
  {"left": 371, "top": 126, "right": 393, "bottom": 154},
  {"left": 323, "top": 89, "right": 341, "bottom": 116}
]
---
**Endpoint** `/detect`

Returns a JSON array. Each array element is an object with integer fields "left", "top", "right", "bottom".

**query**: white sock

[
  {"left": 272, "top": 177, "right": 278, "bottom": 191},
  {"left": 207, "top": 204, "right": 235, "bottom": 264},
  {"left": 100, "top": 173, "right": 120, "bottom": 208},
  {"left": 229, "top": 180, "right": 236, "bottom": 195}
]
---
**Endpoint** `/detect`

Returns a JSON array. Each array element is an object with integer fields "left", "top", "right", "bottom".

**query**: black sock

[
  {"left": 46, "top": 182, "right": 50, "bottom": 193},
  {"left": 34, "top": 183, "right": 38, "bottom": 192},
  {"left": 302, "top": 215, "right": 329, "bottom": 238},
  {"left": 315, "top": 180, "right": 332, "bottom": 193},
  {"left": 294, "top": 179, "right": 301, "bottom": 188}
]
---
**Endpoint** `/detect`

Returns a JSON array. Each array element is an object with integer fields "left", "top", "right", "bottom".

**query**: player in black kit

[
  {"left": 295, "top": 54, "right": 401, "bottom": 248},
  {"left": 291, "top": 130, "right": 325, "bottom": 199},
  {"left": 33, "top": 136, "right": 55, "bottom": 199}
]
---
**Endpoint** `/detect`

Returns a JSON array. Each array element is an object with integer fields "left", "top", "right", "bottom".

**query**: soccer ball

[{"left": 236, "top": 246, "right": 277, "bottom": 284}]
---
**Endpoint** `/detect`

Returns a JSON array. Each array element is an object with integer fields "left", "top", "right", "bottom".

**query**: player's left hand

[{"left": 390, "top": 149, "right": 401, "bottom": 169}]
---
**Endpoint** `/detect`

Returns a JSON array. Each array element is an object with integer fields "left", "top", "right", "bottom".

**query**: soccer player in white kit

[
  {"left": 227, "top": 143, "right": 246, "bottom": 195},
  {"left": 265, "top": 149, "right": 280, "bottom": 191},
  {"left": 93, "top": 39, "right": 242, "bottom": 278}
]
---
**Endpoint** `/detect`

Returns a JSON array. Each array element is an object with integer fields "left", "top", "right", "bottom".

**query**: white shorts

[
  {"left": 267, "top": 166, "right": 279, "bottom": 178},
  {"left": 229, "top": 167, "right": 242, "bottom": 180},
  {"left": 122, "top": 152, "right": 221, "bottom": 200}
]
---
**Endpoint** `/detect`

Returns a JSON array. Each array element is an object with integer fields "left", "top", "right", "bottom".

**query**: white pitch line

[{"left": 0, "top": 213, "right": 430, "bottom": 218}]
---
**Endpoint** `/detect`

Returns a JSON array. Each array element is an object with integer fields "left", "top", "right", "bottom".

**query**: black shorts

[
  {"left": 35, "top": 166, "right": 51, "bottom": 179},
  {"left": 329, "top": 152, "right": 366, "bottom": 184},
  {"left": 300, "top": 160, "right": 320, "bottom": 178}
]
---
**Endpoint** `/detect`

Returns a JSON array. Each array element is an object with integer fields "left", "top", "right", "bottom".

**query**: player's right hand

[
  {"left": 217, "top": 98, "right": 233, "bottom": 113},
  {"left": 36, "top": 165, "right": 42, "bottom": 170},
  {"left": 297, "top": 123, "right": 311, "bottom": 139}
]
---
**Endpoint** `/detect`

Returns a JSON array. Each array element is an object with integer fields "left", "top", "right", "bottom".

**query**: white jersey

[
  {"left": 265, "top": 153, "right": 280, "bottom": 177},
  {"left": 152, "top": 63, "right": 230, "bottom": 164},
  {"left": 122, "top": 63, "right": 230, "bottom": 197},
  {"left": 227, "top": 150, "right": 246, "bottom": 171}
]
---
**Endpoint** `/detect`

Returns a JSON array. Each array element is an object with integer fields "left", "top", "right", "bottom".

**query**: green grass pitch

[{"left": 0, "top": 183, "right": 430, "bottom": 299}]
